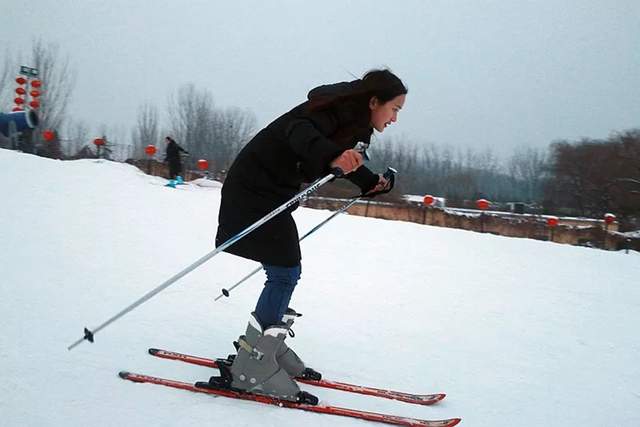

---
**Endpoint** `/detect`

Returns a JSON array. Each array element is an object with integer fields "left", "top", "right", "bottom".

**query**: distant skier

[
  {"left": 164, "top": 136, "right": 189, "bottom": 179},
  {"left": 206, "top": 69, "right": 407, "bottom": 404}
]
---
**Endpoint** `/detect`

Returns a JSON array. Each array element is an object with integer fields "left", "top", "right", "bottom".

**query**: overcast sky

[{"left": 2, "top": 0, "right": 639, "bottom": 156}]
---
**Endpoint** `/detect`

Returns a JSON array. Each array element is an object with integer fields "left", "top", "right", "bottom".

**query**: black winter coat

[
  {"left": 165, "top": 141, "right": 188, "bottom": 163},
  {"left": 215, "top": 81, "right": 380, "bottom": 266}
]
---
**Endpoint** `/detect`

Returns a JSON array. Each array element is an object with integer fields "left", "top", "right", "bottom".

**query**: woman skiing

[{"left": 206, "top": 69, "right": 407, "bottom": 404}]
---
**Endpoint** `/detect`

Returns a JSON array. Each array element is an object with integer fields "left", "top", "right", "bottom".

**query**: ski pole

[
  {"left": 214, "top": 166, "right": 398, "bottom": 300},
  {"left": 67, "top": 169, "right": 344, "bottom": 351}
]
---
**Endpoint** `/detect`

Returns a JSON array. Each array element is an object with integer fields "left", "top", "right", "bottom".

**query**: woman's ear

[{"left": 369, "top": 96, "right": 380, "bottom": 111}]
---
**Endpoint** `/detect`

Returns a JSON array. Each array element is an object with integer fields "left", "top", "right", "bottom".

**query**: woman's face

[{"left": 369, "top": 94, "right": 406, "bottom": 132}]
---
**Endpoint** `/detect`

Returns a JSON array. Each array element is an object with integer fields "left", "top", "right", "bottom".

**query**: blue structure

[{"left": 0, "top": 110, "right": 39, "bottom": 137}]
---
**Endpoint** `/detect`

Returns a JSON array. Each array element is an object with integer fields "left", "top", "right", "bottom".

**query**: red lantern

[
  {"left": 15, "top": 76, "right": 27, "bottom": 85},
  {"left": 144, "top": 145, "right": 157, "bottom": 156},
  {"left": 423, "top": 195, "right": 434, "bottom": 206},
  {"left": 31, "top": 79, "right": 42, "bottom": 88},
  {"left": 547, "top": 216, "right": 559, "bottom": 228},
  {"left": 42, "top": 130, "right": 56, "bottom": 142},
  {"left": 476, "top": 199, "right": 490, "bottom": 210},
  {"left": 197, "top": 159, "right": 209, "bottom": 170},
  {"left": 29, "top": 100, "right": 40, "bottom": 109},
  {"left": 30, "top": 89, "right": 41, "bottom": 97},
  {"left": 15, "top": 87, "right": 26, "bottom": 95},
  {"left": 93, "top": 138, "right": 105, "bottom": 146},
  {"left": 14, "top": 97, "right": 25, "bottom": 105},
  {"left": 604, "top": 213, "right": 616, "bottom": 225}
]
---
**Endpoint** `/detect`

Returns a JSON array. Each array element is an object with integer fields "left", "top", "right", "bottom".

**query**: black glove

[{"left": 362, "top": 167, "right": 397, "bottom": 198}]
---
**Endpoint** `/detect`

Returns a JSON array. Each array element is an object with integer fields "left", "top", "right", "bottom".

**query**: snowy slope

[{"left": 1, "top": 148, "right": 639, "bottom": 427}]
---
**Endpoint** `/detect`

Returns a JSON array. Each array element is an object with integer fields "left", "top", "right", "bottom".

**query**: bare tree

[
  {"left": 1, "top": 41, "right": 74, "bottom": 158},
  {"left": 0, "top": 48, "right": 14, "bottom": 111},
  {"left": 168, "top": 83, "right": 215, "bottom": 155},
  {"left": 613, "top": 129, "right": 640, "bottom": 195},
  {"left": 30, "top": 39, "right": 75, "bottom": 142},
  {"left": 367, "top": 136, "right": 419, "bottom": 198},
  {"left": 544, "top": 132, "right": 640, "bottom": 220},
  {"left": 63, "top": 118, "right": 90, "bottom": 157},
  {"left": 508, "top": 147, "right": 548, "bottom": 202},
  {"left": 209, "top": 106, "right": 257, "bottom": 171},
  {"left": 167, "top": 83, "right": 256, "bottom": 174},
  {"left": 131, "top": 102, "right": 159, "bottom": 159}
]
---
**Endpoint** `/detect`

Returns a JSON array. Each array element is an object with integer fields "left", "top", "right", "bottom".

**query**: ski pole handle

[
  {"left": 330, "top": 167, "right": 344, "bottom": 178},
  {"left": 382, "top": 167, "right": 398, "bottom": 180}
]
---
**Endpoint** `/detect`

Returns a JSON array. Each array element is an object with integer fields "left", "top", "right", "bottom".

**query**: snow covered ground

[{"left": 1, "top": 148, "right": 639, "bottom": 427}]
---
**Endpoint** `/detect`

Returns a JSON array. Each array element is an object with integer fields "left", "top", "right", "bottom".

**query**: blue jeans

[{"left": 254, "top": 263, "right": 301, "bottom": 329}]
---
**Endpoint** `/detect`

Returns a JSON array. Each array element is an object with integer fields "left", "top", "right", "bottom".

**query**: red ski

[
  {"left": 119, "top": 371, "right": 461, "bottom": 427},
  {"left": 148, "top": 348, "right": 445, "bottom": 406}
]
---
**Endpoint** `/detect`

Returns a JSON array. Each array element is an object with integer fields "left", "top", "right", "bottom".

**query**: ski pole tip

[
  {"left": 214, "top": 290, "right": 229, "bottom": 301},
  {"left": 67, "top": 327, "right": 95, "bottom": 351}
]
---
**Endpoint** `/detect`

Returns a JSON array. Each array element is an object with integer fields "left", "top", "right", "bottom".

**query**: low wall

[{"left": 302, "top": 197, "right": 638, "bottom": 252}]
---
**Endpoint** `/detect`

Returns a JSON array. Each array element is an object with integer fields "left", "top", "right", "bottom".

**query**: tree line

[
  {"left": 545, "top": 130, "right": 640, "bottom": 220},
  {"left": 367, "top": 131, "right": 639, "bottom": 219}
]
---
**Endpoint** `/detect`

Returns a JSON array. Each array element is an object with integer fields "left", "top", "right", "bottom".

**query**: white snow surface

[{"left": 2, "top": 148, "right": 639, "bottom": 427}]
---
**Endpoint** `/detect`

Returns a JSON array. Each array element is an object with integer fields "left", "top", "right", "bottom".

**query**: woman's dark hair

[
  {"left": 359, "top": 69, "right": 408, "bottom": 104},
  {"left": 308, "top": 69, "right": 407, "bottom": 124},
  {"left": 166, "top": 136, "right": 175, "bottom": 143},
  {"left": 306, "top": 69, "right": 406, "bottom": 145}
]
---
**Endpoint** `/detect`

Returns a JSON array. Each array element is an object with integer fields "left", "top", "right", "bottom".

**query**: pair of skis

[{"left": 119, "top": 348, "right": 461, "bottom": 427}]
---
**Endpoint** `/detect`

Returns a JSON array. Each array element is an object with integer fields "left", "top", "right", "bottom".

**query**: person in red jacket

[{"left": 207, "top": 69, "right": 407, "bottom": 404}]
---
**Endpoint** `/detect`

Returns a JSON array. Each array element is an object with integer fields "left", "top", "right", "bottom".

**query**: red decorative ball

[
  {"left": 423, "top": 195, "right": 434, "bottom": 206},
  {"left": 476, "top": 199, "right": 490, "bottom": 210},
  {"left": 144, "top": 145, "right": 157, "bottom": 156},
  {"left": 42, "top": 130, "right": 56, "bottom": 142},
  {"left": 197, "top": 159, "right": 209, "bottom": 170},
  {"left": 547, "top": 216, "right": 559, "bottom": 227},
  {"left": 93, "top": 138, "right": 105, "bottom": 146}
]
